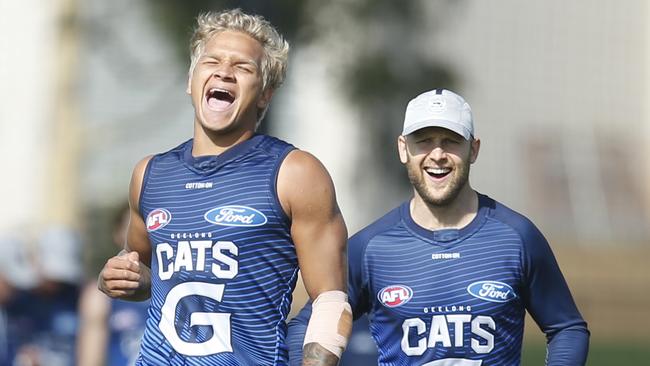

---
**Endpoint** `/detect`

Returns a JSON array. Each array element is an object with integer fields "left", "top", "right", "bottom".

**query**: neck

[
  {"left": 410, "top": 185, "right": 478, "bottom": 231},
  {"left": 192, "top": 122, "right": 255, "bottom": 156}
]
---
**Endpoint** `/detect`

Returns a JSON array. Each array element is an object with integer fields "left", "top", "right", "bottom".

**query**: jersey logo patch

[
  {"left": 146, "top": 208, "right": 172, "bottom": 232},
  {"left": 467, "top": 280, "right": 516, "bottom": 303},
  {"left": 204, "top": 205, "right": 268, "bottom": 227},
  {"left": 378, "top": 285, "right": 413, "bottom": 308}
]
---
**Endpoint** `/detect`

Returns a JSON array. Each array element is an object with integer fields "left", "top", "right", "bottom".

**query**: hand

[{"left": 98, "top": 251, "right": 143, "bottom": 299}]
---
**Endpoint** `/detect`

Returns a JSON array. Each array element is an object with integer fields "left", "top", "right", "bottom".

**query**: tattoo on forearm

[{"left": 302, "top": 343, "right": 339, "bottom": 366}]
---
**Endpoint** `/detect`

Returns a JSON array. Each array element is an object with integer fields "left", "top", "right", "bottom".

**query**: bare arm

[
  {"left": 98, "top": 156, "right": 153, "bottom": 301},
  {"left": 124, "top": 156, "right": 153, "bottom": 265},
  {"left": 302, "top": 343, "right": 340, "bottom": 366},
  {"left": 76, "top": 281, "right": 110, "bottom": 366},
  {"left": 278, "top": 150, "right": 350, "bottom": 365},
  {"left": 278, "top": 150, "right": 347, "bottom": 299}
]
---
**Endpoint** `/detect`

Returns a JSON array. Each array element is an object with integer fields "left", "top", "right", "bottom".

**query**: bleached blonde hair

[{"left": 189, "top": 8, "right": 289, "bottom": 93}]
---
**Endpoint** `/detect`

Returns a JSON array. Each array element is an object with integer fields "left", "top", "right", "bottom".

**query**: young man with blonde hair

[{"left": 98, "top": 9, "right": 351, "bottom": 365}]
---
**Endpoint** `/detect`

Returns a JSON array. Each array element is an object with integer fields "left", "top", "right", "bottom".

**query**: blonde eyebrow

[{"left": 200, "top": 53, "right": 259, "bottom": 68}]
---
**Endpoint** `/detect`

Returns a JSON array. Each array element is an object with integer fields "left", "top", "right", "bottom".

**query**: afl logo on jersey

[
  {"left": 467, "top": 280, "right": 516, "bottom": 303},
  {"left": 204, "top": 205, "right": 268, "bottom": 227},
  {"left": 146, "top": 208, "right": 172, "bottom": 232},
  {"left": 378, "top": 285, "right": 413, "bottom": 308}
]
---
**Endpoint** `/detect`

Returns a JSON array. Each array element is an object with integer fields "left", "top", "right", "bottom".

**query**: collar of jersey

[
  {"left": 182, "top": 134, "right": 265, "bottom": 174},
  {"left": 400, "top": 193, "right": 491, "bottom": 244}
]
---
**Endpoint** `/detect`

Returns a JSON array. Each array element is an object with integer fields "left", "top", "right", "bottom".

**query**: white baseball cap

[{"left": 402, "top": 88, "right": 474, "bottom": 140}]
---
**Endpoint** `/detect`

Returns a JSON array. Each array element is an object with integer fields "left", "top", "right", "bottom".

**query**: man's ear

[
  {"left": 398, "top": 135, "right": 408, "bottom": 164},
  {"left": 469, "top": 138, "right": 481, "bottom": 164},
  {"left": 257, "top": 88, "right": 274, "bottom": 110}
]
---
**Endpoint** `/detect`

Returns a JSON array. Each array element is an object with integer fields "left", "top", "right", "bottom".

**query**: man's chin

[
  {"left": 198, "top": 117, "right": 234, "bottom": 133},
  {"left": 423, "top": 195, "right": 455, "bottom": 207},
  {"left": 419, "top": 187, "right": 460, "bottom": 207}
]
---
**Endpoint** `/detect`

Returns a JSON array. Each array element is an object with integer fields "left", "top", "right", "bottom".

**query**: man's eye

[{"left": 236, "top": 65, "right": 254, "bottom": 73}]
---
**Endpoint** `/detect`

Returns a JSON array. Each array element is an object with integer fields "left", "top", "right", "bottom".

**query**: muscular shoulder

[
  {"left": 133, "top": 155, "right": 154, "bottom": 178},
  {"left": 278, "top": 149, "right": 327, "bottom": 180},
  {"left": 276, "top": 150, "right": 337, "bottom": 218}
]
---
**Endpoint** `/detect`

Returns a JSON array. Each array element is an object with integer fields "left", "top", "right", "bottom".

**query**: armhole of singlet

[
  {"left": 271, "top": 145, "right": 296, "bottom": 227},
  {"left": 137, "top": 156, "right": 155, "bottom": 217}
]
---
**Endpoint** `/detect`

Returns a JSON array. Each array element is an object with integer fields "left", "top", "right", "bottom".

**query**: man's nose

[
  {"left": 427, "top": 146, "right": 446, "bottom": 161},
  {"left": 213, "top": 64, "right": 235, "bottom": 81}
]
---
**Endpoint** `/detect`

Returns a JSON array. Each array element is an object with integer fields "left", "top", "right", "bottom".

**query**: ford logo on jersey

[
  {"left": 467, "top": 280, "right": 516, "bottom": 303},
  {"left": 146, "top": 208, "right": 172, "bottom": 232},
  {"left": 378, "top": 285, "right": 413, "bottom": 308},
  {"left": 204, "top": 205, "right": 268, "bottom": 227}
]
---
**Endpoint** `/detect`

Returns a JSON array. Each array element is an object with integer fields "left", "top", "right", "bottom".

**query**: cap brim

[{"left": 402, "top": 119, "right": 472, "bottom": 140}]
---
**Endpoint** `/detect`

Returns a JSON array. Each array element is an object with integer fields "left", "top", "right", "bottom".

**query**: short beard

[{"left": 406, "top": 155, "right": 471, "bottom": 207}]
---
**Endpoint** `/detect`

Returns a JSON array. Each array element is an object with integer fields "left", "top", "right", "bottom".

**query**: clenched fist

[{"left": 98, "top": 250, "right": 151, "bottom": 300}]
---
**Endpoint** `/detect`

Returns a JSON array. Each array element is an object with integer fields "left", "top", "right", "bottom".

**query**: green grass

[{"left": 522, "top": 342, "right": 649, "bottom": 365}]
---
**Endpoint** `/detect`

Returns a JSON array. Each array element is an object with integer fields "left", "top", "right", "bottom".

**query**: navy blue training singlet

[{"left": 136, "top": 134, "right": 298, "bottom": 365}]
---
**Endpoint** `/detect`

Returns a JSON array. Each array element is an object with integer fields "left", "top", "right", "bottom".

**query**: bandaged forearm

[{"left": 303, "top": 290, "right": 353, "bottom": 358}]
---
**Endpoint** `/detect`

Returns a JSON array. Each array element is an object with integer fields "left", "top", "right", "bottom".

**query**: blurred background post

[{"left": 0, "top": 0, "right": 648, "bottom": 365}]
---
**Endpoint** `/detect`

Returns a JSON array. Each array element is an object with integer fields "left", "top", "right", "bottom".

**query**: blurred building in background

[
  {"left": 428, "top": 1, "right": 649, "bottom": 245},
  {"left": 1, "top": 1, "right": 64, "bottom": 232},
  {"left": 1, "top": 0, "right": 648, "bottom": 363}
]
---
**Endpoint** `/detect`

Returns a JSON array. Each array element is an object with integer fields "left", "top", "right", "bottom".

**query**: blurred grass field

[
  {"left": 522, "top": 342, "right": 649, "bottom": 365},
  {"left": 522, "top": 245, "right": 650, "bottom": 365}
]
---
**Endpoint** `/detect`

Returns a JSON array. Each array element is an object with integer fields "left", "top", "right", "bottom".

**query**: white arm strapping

[{"left": 303, "top": 290, "right": 352, "bottom": 358}]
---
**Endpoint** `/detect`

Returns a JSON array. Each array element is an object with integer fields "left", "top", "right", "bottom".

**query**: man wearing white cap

[{"left": 289, "top": 88, "right": 590, "bottom": 365}]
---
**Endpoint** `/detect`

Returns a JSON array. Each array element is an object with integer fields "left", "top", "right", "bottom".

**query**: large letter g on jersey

[{"left": 159, "top": 282, "right": 232, "bottom": 356}]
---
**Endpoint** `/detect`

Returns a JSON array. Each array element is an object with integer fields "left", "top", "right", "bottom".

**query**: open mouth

[
  {"left": 425, "top": 167, "right": 451, "bottom": 179},
  {"left": 206, "top": 88, "right": 235, "bottom": 111}
]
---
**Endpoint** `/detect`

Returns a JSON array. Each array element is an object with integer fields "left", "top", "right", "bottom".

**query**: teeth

[
  {"left": 425, "top": 167, "right": 451, "bottom": 174},
  {"left": 208, "top": 88, "right": 233, "bottom": 98}
]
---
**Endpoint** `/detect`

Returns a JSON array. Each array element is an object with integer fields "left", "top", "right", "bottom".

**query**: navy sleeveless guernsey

[{"left": 136, "top": 134, "right": 298, "bottom": 365}]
